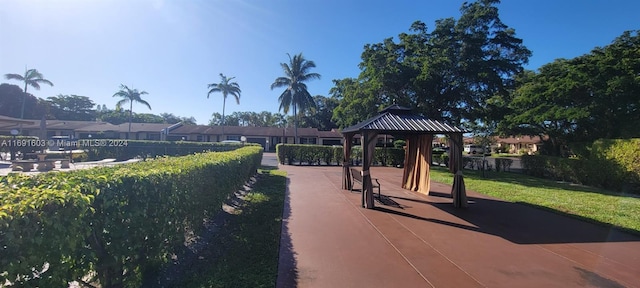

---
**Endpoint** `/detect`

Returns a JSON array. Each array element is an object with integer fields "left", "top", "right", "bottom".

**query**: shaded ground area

[{"left": 277, "top": 164, "right": 640, "bottom": 288}]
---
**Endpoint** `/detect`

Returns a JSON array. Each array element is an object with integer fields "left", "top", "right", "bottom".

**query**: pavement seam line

[
  {"left": 323, "top": 172, "right": 436, "bottom": 288},
  {"left": 385, "top": 210, "right": 488, "bottom": 287}
]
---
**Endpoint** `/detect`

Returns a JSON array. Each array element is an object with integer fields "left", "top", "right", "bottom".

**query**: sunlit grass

[{"left": 430, "top": 166, "right": 640, "bottom": 234}]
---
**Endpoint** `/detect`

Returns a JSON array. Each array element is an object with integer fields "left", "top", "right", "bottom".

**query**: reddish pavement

[{"left": 275, "top": 165, "right": 640, "bottom": 288}]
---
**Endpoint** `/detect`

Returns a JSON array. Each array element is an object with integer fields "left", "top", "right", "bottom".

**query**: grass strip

[
  {"left": 178, "top": 167, "right": 286, "bottom": 288},
  {"left": 429, "top": 166, "right": 640, "bottom": 235}
]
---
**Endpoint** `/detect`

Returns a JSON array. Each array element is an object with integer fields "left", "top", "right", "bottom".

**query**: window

[
  {"left": 300, "top": 137, "right": 317, "bottom": 144},
  {"left": 147, "top": 133, "right": 161, "bottom": 140}
]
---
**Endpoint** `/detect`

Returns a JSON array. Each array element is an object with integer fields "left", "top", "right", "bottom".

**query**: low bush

[
  {"left": 276, "top": 144, "right": 405, "bottom": 167},
  {"left": 494, "top": 158, "right": 513, "bottom": 172},
  {"left": 0, "top": 146, "right": 263, "bottom": 287},
  {"left": 522, "top": 138, "right": 640, "bottom": 194},
  {"left": 83, "top": 140, "right": 258, "bottom": 161}
]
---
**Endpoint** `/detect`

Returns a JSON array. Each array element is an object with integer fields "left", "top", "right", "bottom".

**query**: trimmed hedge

[
  {"left": 0, "top": 136, "right": 256, "bottom": 162},
  {"left": 276, "top": 144, "right": 405, "bottom": 167},
  {"left": 0, "top": 146, "right": 263, "bottom": 287},
  {"left": 522, "top": 138, "right": 640, "bottom": 193},
  {"left": 83, "top": 140, "right": 257, "bottom": 161}
]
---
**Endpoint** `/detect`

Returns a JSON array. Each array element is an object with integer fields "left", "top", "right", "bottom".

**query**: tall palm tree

[
  {"left": 113, "top": 84, "right": 151, "bottom": 139},
  {"left": 207, "top": 73, "right": 241, "bottom": 138},
  {"left": 4, "top": 68, "right": 54, "bottom": 126},
  {"left": 271, "top": 53, "right": 320, "bottom": 144}
]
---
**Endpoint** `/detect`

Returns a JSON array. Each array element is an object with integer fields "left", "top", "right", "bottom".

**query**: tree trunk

[
  {"left": 292, "top": 89, "right": 298, "bottom": 144},
  {"left": 293, "top": 104, "right": 298, "bottom": 144},
  {"left": 222, "top": 94, "right": 226, "bottom": 139},
  {"left": 19, "top": 83, "right": 28, "bottom": 133},
  {"left": 128, "top": 102, "right": 133, "bottom": 139}
]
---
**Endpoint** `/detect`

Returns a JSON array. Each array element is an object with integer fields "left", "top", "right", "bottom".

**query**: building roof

[
  {"left": 170, "top": 125, "right": 343, "bottom": 138},
  {"left": 0, "top": 115, "right": 35, "bottom": 128},
  {"left": 0, "top": 117, "right": 344, "bottom": 139},
  {"left": 495, "top": 135, "right": 545, "bottom": 144},
  {"left": 16, "top": 119, "right": 108, "bottom": 131},
  {"left": 111, "top": 122, "right": 175, "bottom": 133},
  {"left": 342, "top": 105, "right": 465, "bottom": 134}
]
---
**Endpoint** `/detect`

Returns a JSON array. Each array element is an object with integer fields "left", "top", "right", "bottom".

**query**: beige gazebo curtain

[
  {"left": 402, "top": 134, "right": 433, "bottom": 194},
  {"left": 448, "top": 133, "right": 468, "bottom": 208},
  {"left": 342, "top": 133, "right": 354, "bottom": 190}
]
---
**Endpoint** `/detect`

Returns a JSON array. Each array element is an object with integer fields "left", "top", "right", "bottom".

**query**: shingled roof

[{"left": 341, "top": 105, "right": 465, "bottom": 134}]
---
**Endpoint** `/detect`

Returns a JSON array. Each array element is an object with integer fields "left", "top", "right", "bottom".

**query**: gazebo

[{"left": 341, "top": 105, "right": 468, "bottom": 209}]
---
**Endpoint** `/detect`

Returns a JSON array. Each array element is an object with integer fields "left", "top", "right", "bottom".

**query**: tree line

[
  {"left": 2, "top": 0, "right": 638, "bottom": 152},
  {"left": 329, "top": 0, "right": 639, "bottom": 156}
]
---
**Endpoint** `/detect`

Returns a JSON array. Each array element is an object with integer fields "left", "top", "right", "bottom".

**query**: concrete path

[{"left": 275, "top": 163, "right": 640, "bottom": 288}]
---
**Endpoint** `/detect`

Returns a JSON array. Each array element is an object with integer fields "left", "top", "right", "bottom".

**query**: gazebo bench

[
  {"left": 350, "top": 167, "right": 381, "bottom": 198},
  {"left": 11, "top": 159, "right": 37, "bottom": 171}
]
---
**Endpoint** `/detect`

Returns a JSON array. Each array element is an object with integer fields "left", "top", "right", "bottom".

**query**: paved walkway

[{"left": 275, "top": 163, "right": 640, "bottom": 288}]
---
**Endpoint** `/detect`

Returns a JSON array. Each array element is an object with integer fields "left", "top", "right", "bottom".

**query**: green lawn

[
  {"left": 179, "top": 168, "right": 287, "bottom": 288},
  {"left": 429, "top": 166, "right": 640, "bottom": 235}
]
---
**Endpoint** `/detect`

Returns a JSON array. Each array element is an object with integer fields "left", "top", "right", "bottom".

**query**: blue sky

[{"left": 1, "top": 0, "right": 638, "bottom": 125}]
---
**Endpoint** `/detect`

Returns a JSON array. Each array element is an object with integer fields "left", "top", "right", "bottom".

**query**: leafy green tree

[
  {"left": 160, "top": 112, "right": 181, "bottom": 124},
  {"left": 333, "top": 0, "right": 530, "bottom": 129},
  {"left": 300, "top": 95, "right": 338, "bottom": 130},
  {"left": 179, "top": 116, "right": 197, "bottom": 125},
  {"left": 331, "top": 78, "right": 382, "bottom": 128},
  {"left": 47, "top": 94, "right": 96, "bottom": 121},
  {"left": 499, "top": 30, "right": 640, "bottom": 155},
  {"left": 133, "top": 113, "right": 164, "bottom": 123},
  {"left": 271, "top": 53, "right": 321, "bottom": 143},
  {"left": 207, "top": 73, "right": 241, "bottom": 136},
  {"left": 4, "top": 68, "right": 54, "bottom": 124},
  {"left": 159, "top": 112, "right": 196, "bottom": 125},
  {"left": 113, "top": 84, "right": 151, "bottom": 139}
]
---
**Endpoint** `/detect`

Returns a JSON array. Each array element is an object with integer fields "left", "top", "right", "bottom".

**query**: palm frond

[
  {"left": 270, "top": 77, "right": 290, "bottom": 89},
  {"left": 115, "top": 98, "right": 129, "bottom": 109},
  {"left": 208, "top": 73, "right": 241, "bottom": 104},
  {"left": 4, "top": 73, "right": 24, "bottom": 81},
  {"left": 137, "top": 99, "right": 152, "bottom": 110},
  {"left": 278, "top": 90, "right": 292, "bottom": 114}
]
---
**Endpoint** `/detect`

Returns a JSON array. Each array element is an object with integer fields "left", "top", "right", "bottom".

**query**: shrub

[
  {"left": 276, "top": 144, "right": 404, "bottom": 167},
  {"left": 494, "top": 158, "right": 513, "bottom": 172},
  {"left": 0, "top": 146, "right": 263, "bottom": 287},
  {"left": 393, "top": 139, "right": 406, "bottom": 149},
  {"left": 83, "top": 140, "right": 256, "bottom": 161},
  {"left": 521, "top": 139, "right": 640, "bottom": 194}
]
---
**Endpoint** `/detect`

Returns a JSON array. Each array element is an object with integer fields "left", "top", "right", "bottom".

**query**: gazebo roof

[{"left": 341, "top": 104, "right": 465, "bottom": 134}]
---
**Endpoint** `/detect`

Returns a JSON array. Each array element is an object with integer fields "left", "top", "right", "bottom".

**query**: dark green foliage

[
  {"left": 521, "top": 139, "right": 640, "bottom": 193},
  {"left": 494, "top": 158, "right": 513, "bottom": 172},
  {"left": 80, "top": 139, "right": 258, "bottom": 161},
  {"left": 332, "top": 0, "right": 530, "bottom": 128},
  {"left": 276, "top": 144, "right": 405, "bottom": 167},
  {"left": 393, "top": 139, "right": 406, "bottom": 149},
  {"left": 499, "top": 30, "right": 640, "bottom": 155},
  {"left": 46, "top": 94, "right": 96, "bottom": 121},
  {"left": 0, "top": 146, "right": 263, "bottom": 287},
  {"left": 432, "top": 152, "right": 449, "bottom": 166}
]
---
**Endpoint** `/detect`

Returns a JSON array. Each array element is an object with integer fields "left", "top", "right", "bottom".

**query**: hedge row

[
  {"left": 521, "top": 139, "right": 640, "bottom": 193},
  {"left": 83, "top": 140, "right": 256, "bottom": 161},
  {"left": 275, "top": 144, "right": 405, "bottom": 167},
  {"left": 0, "top": 146, "right": 263, "bottom": 287},
  {"left": 0, "top": 136, "right": 256, "bottom": 161}
]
